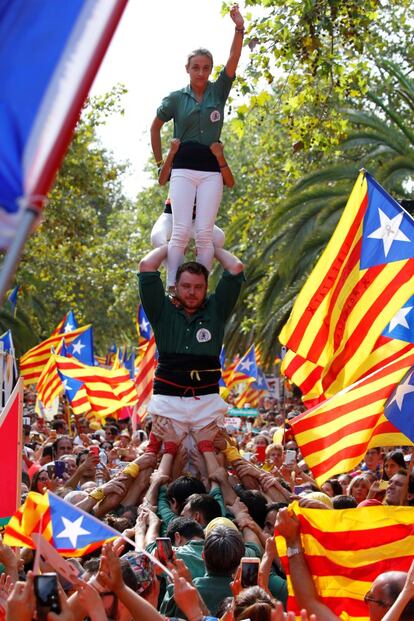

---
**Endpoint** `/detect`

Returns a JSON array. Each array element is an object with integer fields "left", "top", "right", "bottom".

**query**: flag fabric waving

[
  {"left": 384, "top": 366, "right": 414, "bottom": 442},
  {"left": 19, "top": 324, "right": 91, "bottom": 385},
  {"left": 0, "top": 0, "right": 128, "bottom": 249},
  {"left": 4, "top": 491, "right": 117, "bottom": 557},
  {"left": 0, "top": 378, "right": 23, "bottom": 526},
  {"left": 54, "top": 354, "right": 138, "bottom": 418},
  {"left": 134, "top": 335, "right": 157, "bottom": 421},
  {"left": 280, "top": 171, "right": 414, "bottom": 404},
  {"left": 226, "top": 345, "right": 258, "bottom": 388},
  {"left": 276, "top": 501, "right": 414, "bottom": 621},
  {"left": 137, "top": 304, "right": 151, "bottom": 344},
  {"left": 291, "top": 350, "right": 414, "bottom": 485},
  {"left": 235, "top": 368, "right": 269, "bottom": 408}
]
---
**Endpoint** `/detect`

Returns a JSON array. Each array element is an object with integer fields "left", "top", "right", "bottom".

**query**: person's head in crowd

[
  {"left": 384, "top": 470, "right": 407, "bottom": 506},
  {"left": 76, "top": 449, "right": 97, "bottom": 482},
  {"left": 101, "top": 441, "right": 114, "bottom": 452},
  {"left": 165, "top": 516, "right": 205, "bottom": 546},
  {"left": 233, "top": 585, "right": 277, "bottom": 621},
  {"left": 23, "top": 418, "right": 31, "bottom": 443},
  {"left": 321, "top": 478, "right": 343, "bottom": 498},
  {"left": 235, "top": 487, "right": 268, "bottom": 528},
  {"left": 285, "top": 440, "right": 298, "bottom": 451},
  {"left": 121, "top": 551, "right": 159, "bottom": 607},
  {"left": 364, "top": 569, "right": 414, "bottom": 621},
  {"left": 105, "top": 424, "right": 120, "bottom": 443},
  {"left": 64, "top": 490, "right": 88, "bottom": 505},
  {"left": 180, "top": 493, "right": 222, "bottom": 527},
  {"left": 84, "top": 555, "right": 138, "bottom": 620},
  {"left": 60, "top": 454, "right": 77, "bottom": 477},
  {"left": 274, "top": 414, "right": 285, "bottom": 426},
  {"left": 252, "top": 434, "right": 270, "bottom": 449},
  {"left": 76, "top": 418, "right": 91, "bottom": 435},
  {"left": 263, "top": 502, "right": 288, "bottom": 536},
  {"left": 30, "top": 467, "right": 51, "bottom": 493},
  {"left": 347, "top": 474, "right": 370, "bottom": 504},
  {"left": 204, "top": 525, "right": 244, "bottom": 576},
  {"left": 338, "top": 473, "right": 352, "bottom": 494},
  {"left": 51, "top": 419, "right": 67, "bottom": 435},
  {"left": 363, "top": 447, "right": 382, "bottom": 472},
  {"left": 131, "top": 430, "right": 148, "bottom": 447},
  {"left": 332, "top": 495, "right": 358, "bottom": 509},
  {"left": 383, "top": 450, "right": 406, "bottom": 480},
  {"left": 39, "top": 444, "right": 54, "bottom": 466},
  {"left": 117, "top": 430, "right": 130, "bottom": 448},
  {"left": 167, "top": 475, "right": 207, "bottom": 513},
  {"left": 52, "top": 435, "right": 74, "bottom": 459},
  {"left": 265, "top": 443, "right": 284, "bottom": 468},
  {"left": 118, "top": 417, "right": 130, "bottom": 430}
]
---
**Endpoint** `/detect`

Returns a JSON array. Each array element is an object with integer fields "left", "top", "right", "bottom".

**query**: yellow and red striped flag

[
  {"left": 291, "top": 349, "right": 414, "bottom": 485},
  {"left": 20, "top": 325, "right": 91, "bottom": 386},
  {"left": 36, "top": 340, "right": 66, "bottom": 408},
  {"left": 276, "top": 501, "right": 414, "bottom": 620},
  {"left": 54, "top": 354, "right": 138, "bottom": 419},
  {"left": 235, "top": 383, "right": 261, "bottom": 408},
  {"left": 134, "top": 335, "right": 157, "bottom": 420},
  {"left": 280, "top": 171, "right": 414, "bottom": 404}
]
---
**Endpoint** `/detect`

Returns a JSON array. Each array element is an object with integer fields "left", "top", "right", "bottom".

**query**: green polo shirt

[
  {"left": 161, "top": 573, "right": 233, "bottom": 618},
  {"left": 156, "top": 69, "right": 234, "bottom": 145},
  {"left": 138, "top": 270, "right": 245, "bottom": 357}
]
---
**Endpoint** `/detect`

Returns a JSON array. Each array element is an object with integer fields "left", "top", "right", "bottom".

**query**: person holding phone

[{"left": 150, "top": 4, "right": 244, "bottom": 291}]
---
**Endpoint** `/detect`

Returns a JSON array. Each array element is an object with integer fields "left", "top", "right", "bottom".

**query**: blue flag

[
  {"left": 66, "top": 326, "right": 94, "bottom": 366},
  {"left": 61, "top": 310, "right": 78, "bottom": 334},
  {"left": 384, "top": 366, "right": 414, "bottom": 442},
  {"left": 138, "top": 305, "right": 151, "bottom": 341},
  {"left": 0, "top": 0, "right": 127, "bottom": 249},
  {"left": 234, "top": 345, "right": 258, "bottom": 381},
  {"left": 382, "top": 294, "right": 414, "bottom": 344}
]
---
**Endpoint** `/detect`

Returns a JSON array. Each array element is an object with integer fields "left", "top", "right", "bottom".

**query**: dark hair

[
  {"left": 166, "top": 517, "right": 205, "bottom": 541},
  {"left": 186, "top": 48, "right": 213, "bottom": 68},
  {"left": 385, "top": 577, "right": 414, "bottom": 620},
  {"left": 51, "top": 420, "right": 66, "bottom": 433},
  {"left": 176, "top": 261, "right": 209, "bottom": 285},
  {"left": 234, "top": 586, "right": 276, "bottom": 621},
  {"left": 52, "top": 435, "right": 73, "bottom": 457},
  {"left": 234, "top": 487, "right": 268, "bottom": 528},
  {"left": 325, "top": 478, "right": 343, "bottom": 497},
  {"left": 204, "top": 525, "right": 244, "bottom": 575},
  {"left": 183, "top": 493, "right": 222, "bottom": 525},
  {"left": 384, "top": 450, "right": 406, "bottom": 477},
  {"left": 76, "top": 449, "right": 89, "bottom": 466},
  {"left": 30, "top": 469, "right": 48, "bottom": 492},
  {"left": 332, "top": 495, "right": 358, "bottom": 509},
  {"left": 167, "top": 476, "right": 206, "bottom": 513}
]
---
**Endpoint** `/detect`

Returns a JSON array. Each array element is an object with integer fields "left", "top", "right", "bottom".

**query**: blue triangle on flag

[
  {"left": 361, "top": 174, "right": 414, "bottom": 269},
  {"left": 384, "top": 366, "right": 414, "bottom": 442},
  {"left": 382, "top": 295, "right": 414, "bottom": 344}
]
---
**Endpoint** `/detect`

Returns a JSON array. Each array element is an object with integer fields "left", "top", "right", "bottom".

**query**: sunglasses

[{"left": 364, "top": 592, "right": 390, "bottom": 608}]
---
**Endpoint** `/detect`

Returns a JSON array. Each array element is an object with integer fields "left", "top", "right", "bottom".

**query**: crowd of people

[{"left": 0, "top": 389, "right": 412, "bottom": 621}]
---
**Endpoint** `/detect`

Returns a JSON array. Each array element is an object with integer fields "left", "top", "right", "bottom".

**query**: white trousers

[{"left": 168, "top": 169, "right": 223, "bottom": 287}]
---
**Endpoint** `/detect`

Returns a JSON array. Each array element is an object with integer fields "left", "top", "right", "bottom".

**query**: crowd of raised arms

[{"left": 0, "top": 388, "right": 412, "bottom": 621}]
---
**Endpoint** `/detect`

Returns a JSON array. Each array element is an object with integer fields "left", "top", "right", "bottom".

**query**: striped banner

[
  {"left": 291, "top": 350, "right": 414, "bottom": 485},
  {"left": 280, "top": 172, "right": 414, "bottom": 404},
  {"left": 276, "top": 501, "right": 414, "bottom": 620},
  {"left": 134, "top": 335, "right": 157, "bottom": 420}
]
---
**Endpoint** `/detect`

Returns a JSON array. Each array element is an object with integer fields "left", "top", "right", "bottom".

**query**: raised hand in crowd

[
  {"left": 6, "top": 571, "right": 35, "bottom": 621},
  {"left": 0, "top": 537, "right": 19, "bottom": 584}
]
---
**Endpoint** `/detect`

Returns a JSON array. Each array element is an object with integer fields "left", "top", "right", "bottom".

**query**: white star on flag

[
  {"left": 239, "top": 359, "right": 253, "bottom": 371},
  {"left": 140, "top": 318, "right": 149, "bottom": 333},
  {"left": 64, "top": 322, "right": 74, "bottom": 333},
  {"left": 389, "top": 306, "right": 413, "bottom": 332},
  {"left": 367, "top": 208, "right": 410, "bottom": 257},
  {"left": 56, "top": 515, "right": 90, "bottom": 548},
  {"left": 61, "top": 379, "right": 72, "bottom": 391},
  {"left": 71, "top": 340, "right": 85, "bottom": 355},
  {"left": 388, "top": 371, "right": 414, "bottom": 410}
]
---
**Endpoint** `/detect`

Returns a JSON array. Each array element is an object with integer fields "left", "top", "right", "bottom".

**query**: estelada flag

[
  {"left": 291, "top": 350, "right": 414, "bottom": 485},
  {"left": 276, "top": 501, "right": 414, "bottom": 621},
  {"left": 0, "top": 378, "right": 23, "bottom": 526},
  {"left": 280, "top": 171, "right": 414, "bottom": 404},
  {"left": 4, "top": 491, "right": 117, "bottom": 557}
]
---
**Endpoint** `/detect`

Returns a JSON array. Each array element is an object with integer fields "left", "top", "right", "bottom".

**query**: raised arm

[
  {"left": 225, "top": 4, "right": 245, "bottom": 78},
  {"left": 139, "top": 245, "right": 168, "bottom": 272}
]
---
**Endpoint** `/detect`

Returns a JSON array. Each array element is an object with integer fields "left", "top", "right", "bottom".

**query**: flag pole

[{"left": 0, "top": 206, "right": 40, "bottom": 305}]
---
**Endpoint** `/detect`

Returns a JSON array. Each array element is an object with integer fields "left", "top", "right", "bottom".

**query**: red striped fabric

[
  {"left": 276, "top": 501, "right": 414, "bottom": 621},
  {"left": 291, "top": 350, "right": 414, "bottom": 484},
  {"left": 134, "top": 336, "right": 157, "bottom": 419}
]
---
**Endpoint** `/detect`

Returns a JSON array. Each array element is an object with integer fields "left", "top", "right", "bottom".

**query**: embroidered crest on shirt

[
  {"left": 210, "top": 110, "right": 221, "bottom": 123},
  {"left": 196, "top": 328, "right": 212, "bottom": 343}
]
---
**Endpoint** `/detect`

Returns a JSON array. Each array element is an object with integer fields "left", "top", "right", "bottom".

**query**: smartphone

[
  {"left": 46, "top": 464, "right": 55, "bottom": 478},
  {"left": 241, "top": 557, "right": 260, "bottom": 588},
  {"left": 54, "top": 460, "right": 66, "bottom": 478},
  {"left": 34, "top": 573, "right": 61, "bottom": 621},
  {"left": 156, "top": 537, "right": 173, "bottom": 563},
  {"left": 284, "top": 449, "right": 296, "bottom": 466},
  {"left": 89, "top": 446, "right": 99, "bottom": 457},
  {"left": 255, "top": 445, "right": 266, "bottom": 463}
]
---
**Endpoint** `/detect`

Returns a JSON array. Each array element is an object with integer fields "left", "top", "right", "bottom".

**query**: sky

[{"left": 90, "top": 0, "right": 241, "bottom": 198}]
